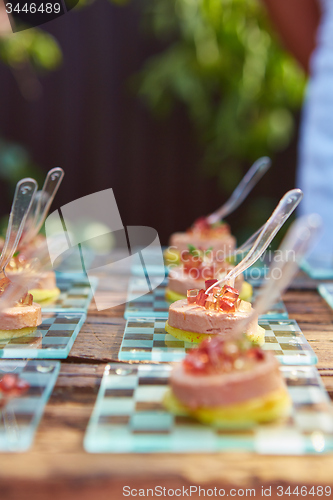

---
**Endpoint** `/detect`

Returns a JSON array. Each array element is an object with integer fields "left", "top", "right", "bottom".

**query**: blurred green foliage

[
  {"left": 0, "top": 0, "right": 306, "bottom": 226},
  {"left": 0, "top": 12, "right": 62, "bottom": 198},
  {"left": 0, "top": 0, "right": 127, "bottom": 198},
  {"left": 0, "top": 137, "right": 45, "bottom": 207},
  {"left": 137, "top": 0, "right": 306, "bottom": 189},
  {"left": 0, "top": 28, "right": 61, "bottom": 70}
]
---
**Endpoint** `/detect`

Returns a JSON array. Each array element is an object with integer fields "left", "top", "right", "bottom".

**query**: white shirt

[{"left": 297, "top": 0, "right": 333, "bottom": 259}]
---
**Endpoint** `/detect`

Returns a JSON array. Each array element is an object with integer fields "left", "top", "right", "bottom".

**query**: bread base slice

[
  {"left": 164, "top": 248, "right": 180, "bottom": 267},
  {"left": 0, "top": 326, "right": 38, "bottom": 340},
  {"left": 165, "top": 281, "right": 253, "bottom": 304},
  {"left": 163, "top": 387, "right": 291, "bottom": 429},
  {"left": 29, "top": 287, "right": 60, "bottom": 303},
  {"left": 165, "top": 288, "right": 185, "bottom": 303},
  {"left": 165, "top": 320, "right": 265, "bottom": 345}
]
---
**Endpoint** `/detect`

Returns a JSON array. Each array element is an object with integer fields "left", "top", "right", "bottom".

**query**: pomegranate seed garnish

[
  {"left": 183, "top": 337, "right": 265, "bottom": 375},
  {"left": 187, "top": 289, "right": 199, "bottom": 304},
  {"left": 196, "top": 289, "right": 208, "bottom": 306},
  {"left": 204, "top": 295, "right": 217, "bottom": 310},
  {"left": 219, "top": 298, "right": 236, "bottom": 312},
  {"left": 205, "top": 279, "right": 218, "bottom": 290}
]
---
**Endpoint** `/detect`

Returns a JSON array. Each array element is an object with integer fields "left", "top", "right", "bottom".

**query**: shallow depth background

[{"left": 0, "top": 0, "right": 300, "bottom": 246}]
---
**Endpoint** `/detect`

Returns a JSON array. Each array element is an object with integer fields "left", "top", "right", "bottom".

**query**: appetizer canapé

[
  {"left": 166, "top": 218, "right": 236, "bottom": 266},
  {"left": 0, "top": 373, "right": 30, "bottom": 408},
  {"left": 164, "top": 336, "right": 290, "bottom": 428},
  {"left": 7, "top": 253, "right": 60, "bottom": 303},
  {"left": 165, "top": 281, "right": 264, "bottom": 345},
  {"left": 0, "top": 277, "right": 42, "bottom": 339},
  {"left": 0, "top": 234, "right": 60, "bottom": 304},
  {"left": 166, "top": 246, "right": 252, "bottom": 303}
]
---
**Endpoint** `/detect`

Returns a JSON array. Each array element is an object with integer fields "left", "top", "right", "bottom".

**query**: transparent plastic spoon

[
  {"left": 0, "top": 178, "right": 38, "bottom": 282},
  {"left": 233, "top": 214, "right": 321, "bottom": 336},
  {"left": 231, "top": 224, "right": 264, "bottom": 258},
  {"left": 19, "top": 167, "right": 64, "bottom": 248},
  {"left": 206, "top": 188, "right": 303, "bottom": 293},
  {"left": 19, "top": 191, "right": 41, "bottom": 245},
  {"left": 251, "top": 214, "right": 322, "bottom": 318},
  {"left": 206, "top": 157, "right": 271, "bottom": 225}
]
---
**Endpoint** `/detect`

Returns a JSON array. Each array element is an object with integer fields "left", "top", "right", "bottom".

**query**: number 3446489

[
  {"left": 276, "top": 486, "right": 331, "bottom": 496},
  {"left": 5, "top": 3, "right": 61, "bottom": 14}
]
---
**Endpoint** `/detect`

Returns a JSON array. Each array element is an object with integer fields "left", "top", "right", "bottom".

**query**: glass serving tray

[
  {"left": 84, "top": 363, "right": 333, "bottom": 454},
  {"left": 132, "top": 261, "right": 267, "bottom": 279},
  {"left": 243, "top": 261, "right": 268, "bottom": 280},
  {"left": 301, "top": 256, "right": 333, "bottom": 280},
  {"left": 318, "top": 283, "right": 333, "bottom": 309},
  {"left": 0, "top": 312, "right": 86, "bottom": 359},
  {"left": 54, "top": 246, "right": 96, "bottom": 274},
  {"left": 0, "top": 360, "right": 60, "bottom": 451},
  {"left": 119, "top": 318, "right": 317, "bottom": 365},
  {"left": 40, "top": 274, "right": 98, "bottom": 313},
  {"left": 125, "top": 278, "right": 288, "bottom": 321}
]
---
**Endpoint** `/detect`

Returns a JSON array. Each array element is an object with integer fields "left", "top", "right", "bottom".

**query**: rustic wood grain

[{"left": 1, "top": 278, "right": 333, "bottom": 499}]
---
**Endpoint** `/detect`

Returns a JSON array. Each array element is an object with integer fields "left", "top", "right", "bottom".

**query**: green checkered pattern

[
  {"left": 84, "top": 363, "right": 333, "bottom": 454},
  {"left": 0, "top": 360, "right": 60, "bottom": 451},
  {"left": 125, "top": 278, "right": 288, "bottom": 320},
  {"left": 41, "top": 275, "right": 98, "bottom": 312},
  {"left": 119, "top": 319, "right": 317, "bottom": 365},
  {"left": 0, "top": 312, "right": 86, "bottom": 359}
]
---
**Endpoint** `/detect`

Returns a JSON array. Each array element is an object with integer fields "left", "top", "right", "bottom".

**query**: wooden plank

[
  {"left": 68, "top": 319, "right": 126, "bottom": 362},
  {"left": 0, "top": 282, "right": 333, "bottom": 498},
  {"left": 63, "top": 289, "right": 333, "bottom": 367}
]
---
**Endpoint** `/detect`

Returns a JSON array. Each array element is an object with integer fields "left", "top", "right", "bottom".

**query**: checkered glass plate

[
  {"left": 131, "top": 246, "right": 267, "bottom": 278},
  {"left": 41, "top": 274, "right": 98, "bottom": 312},
  {"left": 125, "top": 278, "right": 288, "bottom": 320},
  {"left": 84, "top": 363, "right": 333, "bottom": 454},
  {"left": 301, "top": 256, "right": 333, "bottom": 280},
  {"left": 0, "top": 312, "right": 86, "bottom": 359},
  {"left": 318, "top": 284, "right": 333, "bottom": 310},
  {"left": 119, "top": 319, "right": 317, "bottom": 365},
  {"left": 131, "top": 264, "right": 267, "bottom": 279},
  {"left": 0, "top": 360, "right": 60, "bottom": 451}
]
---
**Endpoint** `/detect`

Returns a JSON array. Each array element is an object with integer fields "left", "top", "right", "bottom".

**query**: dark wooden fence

[{"left": 0, "top": 0, "right": 298, "bottom": 245}]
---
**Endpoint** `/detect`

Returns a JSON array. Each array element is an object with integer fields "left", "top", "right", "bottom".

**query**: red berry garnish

[
  {"left": 196, "top": 289, "right": 208, "bottom": 306},
  {"left": 205, "top": 279, "right": 218, "bottom": 290}
]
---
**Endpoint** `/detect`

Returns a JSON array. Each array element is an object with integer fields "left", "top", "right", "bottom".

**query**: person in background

[{"left": 263, "top": 0, "right": 333, "bottom": 263}]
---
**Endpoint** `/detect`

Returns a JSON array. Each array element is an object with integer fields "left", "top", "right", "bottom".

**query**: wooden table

[{"left": 1, "top": 274, "right": 333, "bottom": 500}]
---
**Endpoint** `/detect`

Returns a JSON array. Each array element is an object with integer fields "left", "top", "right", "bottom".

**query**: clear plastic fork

[
  {"left": 19, "top": 167, "right": 64, "bottom": 249},
  {"left": 206, "top": 188, "right": 303, "bottom": 293},
  {"left": 0, "top": 178, "right": 37, "bottom": 286},
  {"left": 206, "top": 157, "right": 271, "bottom": 225}
]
